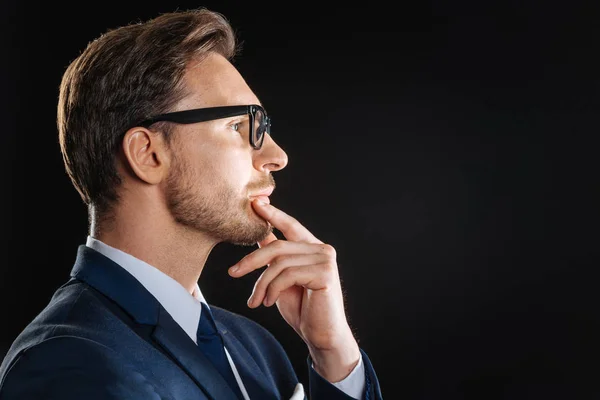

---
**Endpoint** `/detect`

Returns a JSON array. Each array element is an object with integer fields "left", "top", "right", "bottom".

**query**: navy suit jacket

[{"left": 0, "top": 246, "right": 382, "bottom": 399}]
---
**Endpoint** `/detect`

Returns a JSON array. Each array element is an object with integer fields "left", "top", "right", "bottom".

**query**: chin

[
  {"left": 228, "top": 226, "right": 270, "bottom": 247},
  {"left": 248, "top": 215, "right": 272, "bottom": 241},
  {"left": 223, "top": 207, "right": 271, "bottom": 246}
]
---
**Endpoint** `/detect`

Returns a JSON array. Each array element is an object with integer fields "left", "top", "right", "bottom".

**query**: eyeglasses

[{"left": 138, "top": 104, "right": 270, "bottom": 150}]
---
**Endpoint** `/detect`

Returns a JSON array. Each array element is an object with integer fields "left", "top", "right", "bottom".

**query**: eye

[{"left": 230, "top": 118, "right": 248, "bottom": 134}]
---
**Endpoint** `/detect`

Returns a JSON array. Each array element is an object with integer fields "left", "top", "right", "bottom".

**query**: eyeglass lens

[{"left": 253, "top": 108, "right": 267, "bottom": 148}]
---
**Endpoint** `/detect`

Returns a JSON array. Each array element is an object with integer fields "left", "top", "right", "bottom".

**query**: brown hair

[{"left": 57, "top": 8, "right": 238, "bottom": 219}]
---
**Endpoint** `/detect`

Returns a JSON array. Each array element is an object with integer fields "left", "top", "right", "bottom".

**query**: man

[{"left": 0, "top": 8, "right": 382, "bottom": 400}]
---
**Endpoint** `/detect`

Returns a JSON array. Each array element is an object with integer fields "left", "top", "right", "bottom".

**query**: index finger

[{"left": 251, "top": 200, "right": 322, "bottom": 244}]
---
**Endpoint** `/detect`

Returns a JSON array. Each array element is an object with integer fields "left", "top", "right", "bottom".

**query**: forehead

[{"left": 177, "top": 52, "right": 261, "bottom": 110}]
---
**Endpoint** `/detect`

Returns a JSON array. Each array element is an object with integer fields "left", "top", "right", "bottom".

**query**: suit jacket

[{"left": 0, "top": 246, "right": 383, "bottom": 399}]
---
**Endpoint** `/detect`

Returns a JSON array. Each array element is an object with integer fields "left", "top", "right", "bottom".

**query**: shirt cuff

[{"left": 312, "top": 353, "right": 366, "bottom": 399}]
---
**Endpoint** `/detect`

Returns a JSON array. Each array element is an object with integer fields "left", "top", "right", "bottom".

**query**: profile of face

[{"left": 164, "top": 53, "right": 288, "bottom": 246}]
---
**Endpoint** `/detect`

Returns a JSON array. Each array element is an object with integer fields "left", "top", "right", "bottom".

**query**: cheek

[{"left": 195, "top": 146, "right": 253, "bottom": 191}]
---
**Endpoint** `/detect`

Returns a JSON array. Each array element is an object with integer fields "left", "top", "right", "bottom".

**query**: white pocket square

[{"left": 290, "top": 383, "right": 305, "bottom": 400}]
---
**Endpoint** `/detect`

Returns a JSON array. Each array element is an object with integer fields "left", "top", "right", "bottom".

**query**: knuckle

[
  {"left": 271, "top": 239, "right": 285, "bottom": 250},
  {"left": 269, "top": 255, "right": 285, "bottom": 270},
  {"left": 271, "top": 268, "right": 295, "bottom": 290},
  {"left": 279, "top": 267, "right": 295, "bottom": 281},
  {"left": 319, "top": 244, "right": 337, "bottom": 258},
  {"left": 323, "top": 261, "right": 336, "bottom": 274},
  {"left": 267, "top": 280, "right": 282, "bottom": 295}
]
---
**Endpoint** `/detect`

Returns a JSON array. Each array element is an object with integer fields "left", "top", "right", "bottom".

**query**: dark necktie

[{"left": 197, "top": 302, "right": 245, "bottom": 399}]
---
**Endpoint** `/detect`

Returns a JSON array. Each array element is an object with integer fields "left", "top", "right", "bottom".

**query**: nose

[{"left": 254, "top": 134, "right": 288, "bottom": 173}]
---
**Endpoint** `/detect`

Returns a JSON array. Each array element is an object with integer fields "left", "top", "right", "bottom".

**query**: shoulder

[
  {"left": 1, "top": 280, "right": 138, "bottom": 379},
  {"left": 0, "top": 336, "right": 159, "bottom": 399},
  {"left": 5, "top": 335, "right": 121, "bottom": 369},
  {"left": 7, "top": 279, "right": 114, "bottom": 334},
  {"left": 2, "top": 282, "right": 89, "bottom": 359}
]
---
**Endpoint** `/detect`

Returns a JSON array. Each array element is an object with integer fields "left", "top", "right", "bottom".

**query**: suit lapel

[
  {"left": 70, "top": 246, "right": 240, "bottom": 400},
  {"left": 217, "top": 320, "right": 280, "bottom": 400},
  {"left": 152, "top": 307, "right": 239, "bottom": 400}
]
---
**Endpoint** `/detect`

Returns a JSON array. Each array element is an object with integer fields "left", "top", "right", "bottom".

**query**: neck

[{"left": 90, "top": 199, "right": 217, "bottom": 295}]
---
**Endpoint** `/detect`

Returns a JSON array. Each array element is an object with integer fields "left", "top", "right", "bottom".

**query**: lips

[
  {"left": 249, "top": 187, "right": 274, "bottom": 204},
  {"left": 251, "top": 195, "right": 270, "bottom": 204}
]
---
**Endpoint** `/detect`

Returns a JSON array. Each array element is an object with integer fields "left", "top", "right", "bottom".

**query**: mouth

[
  {"left": 248, "top": 187, "right": 274, "bottom": 204},
  {"left": 249, "top": 195, "right": 270, "bottom": 204}
]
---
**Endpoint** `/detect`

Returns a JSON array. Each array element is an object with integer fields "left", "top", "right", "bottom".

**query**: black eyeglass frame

[{"left": 138, "top": 104, "right": 270, "bottom": 150}]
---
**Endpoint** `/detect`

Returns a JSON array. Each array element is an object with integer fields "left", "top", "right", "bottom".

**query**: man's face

[{"left": 164, "top": 53, "right": 288, "bottom": 246}]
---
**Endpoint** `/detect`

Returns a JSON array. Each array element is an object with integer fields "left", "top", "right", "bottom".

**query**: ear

[{"left": 121, "top": 127, "right": 171, "bottom": 185}]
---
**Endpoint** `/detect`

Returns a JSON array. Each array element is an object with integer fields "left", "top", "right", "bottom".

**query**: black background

[{"left": 1, "top": 1, "right": 599, "bottom": 398}]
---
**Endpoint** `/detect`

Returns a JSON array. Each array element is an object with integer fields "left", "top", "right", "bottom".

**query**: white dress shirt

[{"left": 86, "top": 236, "right": 365, "bottom": 399}]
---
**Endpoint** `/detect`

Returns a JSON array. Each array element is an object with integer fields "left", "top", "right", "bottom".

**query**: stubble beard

[{"left": 165, "top": 158, "right": 272, "bottom": 246}]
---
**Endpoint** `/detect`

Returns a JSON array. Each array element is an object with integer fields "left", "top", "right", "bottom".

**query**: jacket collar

[
  {"left": 70, "top": 245, "right": 240, "bottom": 400},
  {"left": 70, "top": 245, "right": 160, "bottom": 324}
]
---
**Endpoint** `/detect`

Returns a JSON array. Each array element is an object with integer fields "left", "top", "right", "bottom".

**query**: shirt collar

[{"left": 85, "top": 236, "right": 205, "bottom": 344}]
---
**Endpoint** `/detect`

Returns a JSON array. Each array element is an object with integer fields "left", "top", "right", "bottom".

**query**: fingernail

[
  {"left": 229, "top": 265, "right": 239, "bottom": 275},
  {"left": 263, "top": 297, "right": 269, "bottom": 307},
  {"left": 256, "top": 199, "right": 267, "bottom": 206},
  {"left": 247, "top": 296, "right": 254, "bottom": 307}
]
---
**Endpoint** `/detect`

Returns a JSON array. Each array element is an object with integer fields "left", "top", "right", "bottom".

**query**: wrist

[{"left": 308, "top": 336, "right": 361, "bottom": 383}]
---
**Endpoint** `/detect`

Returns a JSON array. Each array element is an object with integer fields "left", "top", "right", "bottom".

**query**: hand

[{"left": 228, "top": 200, "right": 361, "bottom": 382}]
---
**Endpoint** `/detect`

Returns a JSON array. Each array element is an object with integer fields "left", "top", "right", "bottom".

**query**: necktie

[{"left": 197, "top": 302, "right": 244, "bottom": 399}]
